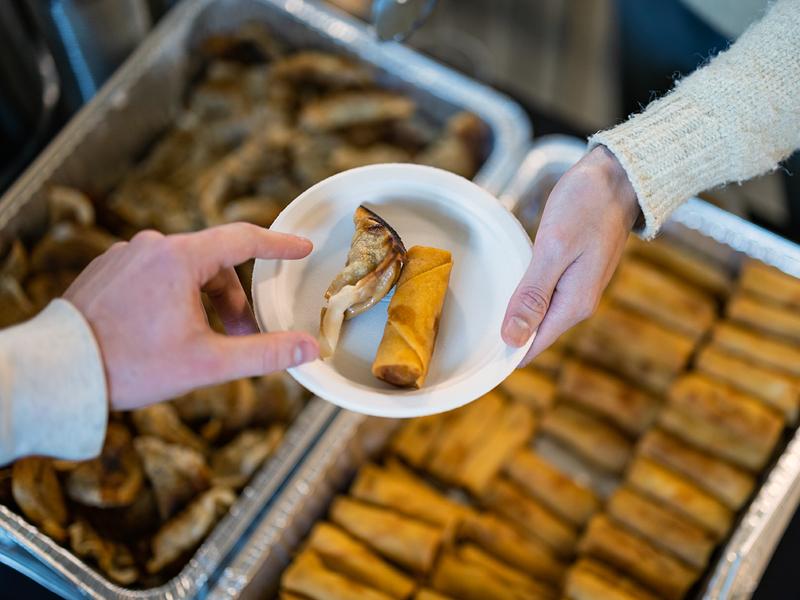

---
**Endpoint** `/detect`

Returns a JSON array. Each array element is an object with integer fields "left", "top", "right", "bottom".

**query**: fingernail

[{"left": 505, "top": 316, "right": 533, "bottom": 346}]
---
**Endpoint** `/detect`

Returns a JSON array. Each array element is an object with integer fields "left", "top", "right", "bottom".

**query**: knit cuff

[{"left": 0, "top": 299, "right": 108, "bottom": 464}]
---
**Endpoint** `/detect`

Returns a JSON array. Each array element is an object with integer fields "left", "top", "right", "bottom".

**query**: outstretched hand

[
  {"left": 502, "top": 146, "right": 640, "bottom": 364},
  {"left": 64, "top": 223, "right": 319, "bottom": 410}
]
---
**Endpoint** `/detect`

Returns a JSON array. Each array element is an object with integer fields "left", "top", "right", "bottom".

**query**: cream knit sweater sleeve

[
  {"left": 589, "top": 0, "right": 800, "bottom": 238},
  {"left": 0, "top": 299, "right": 107, "bottom": 465}
]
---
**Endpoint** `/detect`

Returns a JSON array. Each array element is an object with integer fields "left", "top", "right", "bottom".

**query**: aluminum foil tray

[
  {"left": 0, "top": 0, "right": 530, "bottom": 597},
  {"left": 208, "top": 136, "right": 800, "bottom": 600}
]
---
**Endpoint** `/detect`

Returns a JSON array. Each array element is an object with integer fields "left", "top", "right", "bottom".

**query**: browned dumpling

[
  {"left": 131, "top": 403, "right": 207, "bottom": 454},
  {"left": 11, "top": 457, "right": 69, "bottom": 542},
  {"left": 69, "top": 520, "right": 139, "bottom": 585},
  {"left": 211, "top": 426, "right": 284, "bottom": 489}
]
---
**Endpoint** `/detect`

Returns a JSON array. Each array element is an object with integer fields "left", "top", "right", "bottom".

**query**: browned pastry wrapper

[
  {"left": 712, "top": 321, "right": 800, "bottom": 377},
  {"left": 415, "top": 591, "right": 453, "bottom": 600},
  {"left": 565, "top": 558, "right": 661, "bottom": 600},
  {"left": 282, "top": 549, "right": 394, "bottom": 600},
  {"left": 372, "top": 246, "right": 453, "bottom": 388},
  {"left": 739, "top": 259, "right": 800, "bottom": 309},
  {"left": 727, "top": 292, "right": 800, "bottom": 344},
  {"left": 389, "top": 413, "right": 447, "bottom": 468},
  {"left": 457, "top": 544, "right": 557, "bottom": 598},
  {"left": 500, "top": 369, "right": 556, "bottom": 413}
]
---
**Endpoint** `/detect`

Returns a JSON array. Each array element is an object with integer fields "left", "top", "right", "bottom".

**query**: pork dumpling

[{"left": 319, "top": 205, "right": 406, "bottom": 357}]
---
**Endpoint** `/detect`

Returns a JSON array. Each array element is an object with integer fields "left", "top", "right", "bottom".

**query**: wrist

[{"left": 587, "top": 145, "right": 641, "bottom": 229}]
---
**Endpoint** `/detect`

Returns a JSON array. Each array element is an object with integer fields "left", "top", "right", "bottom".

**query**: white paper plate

[{"left": 253, "top": 164, "right": 533, "bottom": 417}]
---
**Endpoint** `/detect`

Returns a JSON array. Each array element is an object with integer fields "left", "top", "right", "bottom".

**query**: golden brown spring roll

[
  {"left": 431, "top": 552, "right": 554, "bottom": 600},
  {"left": 305, "top": 522, "right": 415, "bottom": 599},
  {"left": 456, "top": 401, "right": 535, "bottom": 494},
  {"left": 530, "top": 344, "right": 565, "bottom": 378},
  {"left": 578, "top": 515, "right": 700, "bottom": 600},
  {"left": 666, "top": 374, "right": 784, "bottom": 471},
  {"left": 625, "top": 236, "right": 732, "bottom": 297},
  {"left": 727, "top": 293, "right": 800, "bottom": 344},
  {"left": 458, "top": 544, "right": 557, "bottom": 598},
  {"left": 500, "top": 369, "right": 556, "bottom": 413},
  {"left": 609, "top": 258, "right": 716, "bottom": 340},
  {"left": 712, "top": 321, "right": 800, "bottom": 377},
  {"left": 565, "top": 559, "right": 661, "bottom": 600},
  {"left": 739, "top": 259, "right": 800, "bottom": 309},
  {"left": 638, "top": 429, "right": 755, "bottom": 510},
  {"left": 503, "top": 449, "right": 600, "bottom": 527},
  {"left": 607, "top": 487, "right": 715, "bottom": 569},
  {"left": 696, "top": 345, "right": 799, "bottom": 423},
  {"left": 329, "top": 496, "right": 442, "bottom": 574},
  {"left": 415, "top": 590, "right": 453, "bottom": 600},
  {"left": 282, "top": 550, "right": 395, "bottom": 600},
  {"left": 350, "top": 463, "right": 471, "bottom": 528},
  {"left": 457, "top": 512, "right": 566, "bottom": 584},
  {"left": 372, "top": 246, "right": 452, "bottom": 388},
  {"left": 558, "top": 359, "right": 660, "bottom": 436},
  {"left": 389, "top": 414, "right": 447, "bottom": 468},
  {"left": 626, "top": 457, "right": 733, "bottom": 538},
  {"left": 570, "top": 303, "right": 696, "bottom": 393},
  {"left": 426, "top": 392, "right": 504, "bottom": 482},
  {"left": 540, "top": 404, "right": 633, "bottom": 474},
  {"left": 480, "top": 477, "right": 578, "bottom": 558}
]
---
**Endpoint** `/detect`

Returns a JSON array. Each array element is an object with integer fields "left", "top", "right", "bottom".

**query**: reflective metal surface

[{"left": 372, "top": 0, "right": 437, "bottom": 41}]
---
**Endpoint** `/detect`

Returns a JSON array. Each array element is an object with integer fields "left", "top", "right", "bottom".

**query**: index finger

[{"left": 180, "top": 223, "right": 313, "bottom": 283}]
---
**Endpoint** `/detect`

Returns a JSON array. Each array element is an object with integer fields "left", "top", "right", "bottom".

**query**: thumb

[
  {"left": 199, "top": 331, "right": 319, "bottom": 382},
  {"left": 502, "top": 255, "right": 564, "bottom": 347}
]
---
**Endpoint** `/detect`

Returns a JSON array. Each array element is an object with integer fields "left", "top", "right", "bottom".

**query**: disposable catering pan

[
  {"left": 0, "top": 0, "right": 531, "bottom": 598},
  {"left": 206, "top": 136, "right": 800, "bottom": 600}
]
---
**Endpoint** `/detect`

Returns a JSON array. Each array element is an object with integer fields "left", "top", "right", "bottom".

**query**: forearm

[
  {"left": 590, "top": 0, "right": 800, "bottom": 238},
  {"left": 0, "top": 299, "right": 107, "bottom": 465}
]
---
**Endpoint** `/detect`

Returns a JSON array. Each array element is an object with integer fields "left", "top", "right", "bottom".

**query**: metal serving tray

[
  {"left": 0, "top": 0, "right": 531, "bottom": 597},
  {"left": 208, "top": 136, "right": 800, "bottom": 600}
]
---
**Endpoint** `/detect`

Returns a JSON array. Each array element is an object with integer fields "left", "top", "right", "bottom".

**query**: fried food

[
  {"left": 638, "top": 429, "right": 755, "bottom": 510},
  {"left": 415, "top": 590, "right": 452, "bottom": 600},
  {"left": 607, "top": 487, "right": 715, "bottom": 569},
  {"left": 0, "top": 275, "right": 35, "bottom": 328},
  {"left": 300, "top": 91, "right": 415, "bottom": 131},
  {"left": 727, "top": 292, "right": 800, "bottom": 344},
  {"left": 372, "top": 246, "right": 453, "bottom": 388},
  {"left": 65, "top": 423, "right": 144, "bottom": 508},
  {"left": 626, "top": 457, "right": 733, "bottom": 538},
  {"left": 558, "top": 359, "right": 660, "bottom": 435},
  {"left": 579, "top": 515, "right": 699, "bottom": 600},
  {"left": 457, "top": 544, "right": 557, "bottom": 598},
  {"left": 540, "top": 404, "right": 633, "bottom": 474},
  {"left": 330, "top": 496, "right": 443, "bottom": 574},
  {"left": 11, "top": 457, "right": 69, "bottom": 542},
  {"left": 134, "top": 436, "right": 210, "bottom": 519},
  {"left": 1, "top": 239, "right": 29, "bottom": 281},
  {"left": 564, "top": 558, "right": 661, "bottom": 600},
  {"left": 499, "top": 368, "right": 556, "bottom": 413},
  {"left": 173, "top": 379, "right": 261, "bottom": 441},
  {"left": 305, "top": 522, "right": 415, "bottom": 599},
  {"left": 69, "top": 520, "right": 138, "bottom": 585},
  {"left": 131, "top": 403, "right": 207, "bottom": 454},
  {"left": 210, "top": 426, "right": 283, "bottom": 489},
  {"left": 528, "top": 344, "right": 564, "bottom": 378},
  {"left": 480, "top": 477, "right": 578, "bottom": 558},
  {"left": 711, "top": 321, "right": 800, "bottom": 377},
  {"left": 283, "top": 549, "right": 393, "bottom": 600},
  {"left": 320, "top": 206, "right": 406, "bottom": 357},
  {"left": 503, "top": 449, "right": 600, "bottom": 527},
  {"left": 609, "top": 258, "right": 716, "bottom": 339},
  {"left": 29, "top": 223, "right": 117, "bottom": 273},
  {"left": 417, "top": 112, "right": 488, "bottom": 179},
  {"left": 696, "top": 345, "right": 799, "bottom": 422},
  {"left": 389, "top": 413, "right": 447, "bottom": 468},
  {"left": 47, "top": 185, "right": 95, "bottom": 226},
  {"left": 270, "top": 51, "right": 374, "bottom": 89},
  {"left": 738, "top": 259, "right": 800, "bottom": 308},
  {"left": 147, "top": 487, "right": 235, "bottom": 573}
]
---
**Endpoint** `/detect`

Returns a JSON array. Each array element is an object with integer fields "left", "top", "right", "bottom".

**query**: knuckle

[
  {"left": 131, "top": 229, "right": 164, "bottom": 244},
  {"left": 517, "top": 285, "right": 550, "bottom": 317},
  {"left": 574, "top": 295, "right": 600, "bottom": 323}
]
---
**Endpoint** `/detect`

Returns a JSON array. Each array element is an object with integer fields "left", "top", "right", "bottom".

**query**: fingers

[
  {"left": 178, "top": 223, "right": 313, "bottom": 284},
  {"left": 203, "top": 267, "right": 258, "bottom": 336},
  {"left": 194, "top": 331, "right": 320, "bottom": 383}
]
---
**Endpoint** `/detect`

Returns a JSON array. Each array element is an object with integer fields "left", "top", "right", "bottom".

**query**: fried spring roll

[
  {"left": 500, "top": 369, "right": 556, "bottom": 413},
  {"left": 607, "top": 487, "right": 715, "bottom": 569},
  {"left": 540, "top": 404, "right": 633, "bottom": 474},
  {"left": 426, "top": 392, "right": 504, "bottom": 482},
  {"left": 565, "top": 559, "right": 661, "bottom": 600},
  {"left": 459, "top": 545, "right": 557, "bottom": 598},
  {"left": 306, "top": 523, "right": 415, "bottom": 599},
  {"left": 432, "top": 553, "right": 553, "bottom": 600},
  {"left": 389, "top": 414, "right": 447, "bottom": 468},
  {"left": 570, "top": 303, "right": 696, "bottom": 393},
  {"left": 625, "top": 236, "right": 732, "bottom": 297},
  {"left": 503, "top": 449, "right": 600, "bottom": 527},
  {"left": 330, "top": 496, "right": 442, "bottom": 573},
  {"left": 712, "top": 321, "right": 800, "bottom": 377},
  {"left": 696, "top": 345, "right": 799, "bottom": 423},
  {"left": 372, "top": 246, "right": 452, "bottom": 388},
  {"left": 480, "top": 477, "right": 578, "bottom": 557},
  {"left": 415, "top": 591, "right": 453, "bottom": 600},
  {"left": 282, "top": 550, "right": 394, "bottom": 600},
  {"left": 458, "top": 512, "right": 566, "bottom": 584},
  {"left": 739, "top": 259, "right": 800, "bottom": 309},
  {"left": 638, "top": 429, "right": 755, "bottom": 510},
  {"left": 350, "top": 463, "right": 471, "bottom": 528},
  {"left": 457, "top": 401, "right": 535, "bottom": 494},
  {"left": 530, "top": 345, "right": 564, "bottom": 378},
  {"left": 627, "top": 457, "right": 733, "bottom": 538},
  {"left": 667, "top": 374, "right": 784, "bottom": 470},
  {"left": 558, "top": 359, "right": 660, "bottom": 435},
  {"left": 727, "top": 293, "right": 800, "bottom": 344},
  {"left": 578, "top": 515, "right": 699, "bottom": 600},
  {"left": 609, "top": 258, "right": 716, "bottom": 340}
]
